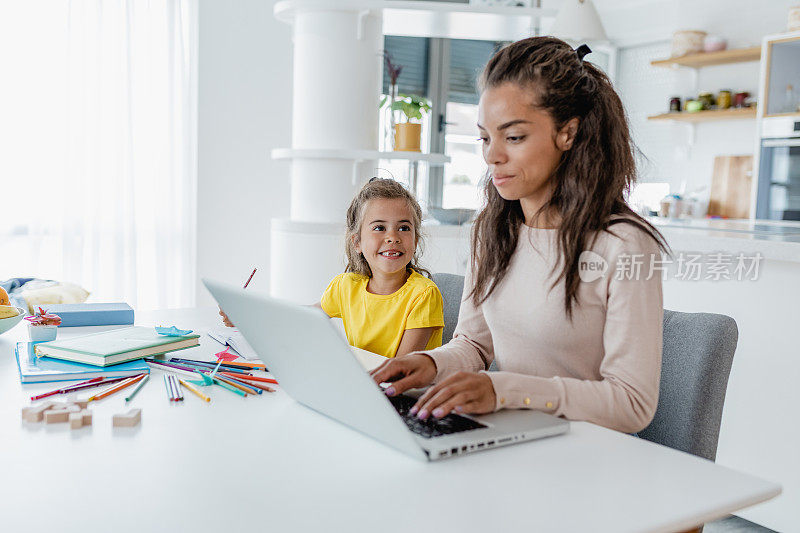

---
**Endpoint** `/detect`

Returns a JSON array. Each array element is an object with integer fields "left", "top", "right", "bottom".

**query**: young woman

[{"left": 371, "top": 37, "right": 668, "bottom": 434}]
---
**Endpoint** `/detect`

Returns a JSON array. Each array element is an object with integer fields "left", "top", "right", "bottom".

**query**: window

[{"left": 382, "top": 36, "right": 618, "bottom": 210}]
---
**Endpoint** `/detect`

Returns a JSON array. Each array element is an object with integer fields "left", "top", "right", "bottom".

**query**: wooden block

[
  {"left": 72, "top": 399, "right": 89, "bottom": 409},
  {"left": 43, "top": 405, "right": 80, "bottom": 424},
  {"left": 22, "top": 402, "right": 55, "bottom": 423},
  {"left": 69, "top": 412, "right": 83, "bottom": 429},
  {"left": 81, "top": 410, "right": 92, "bottom": 425},
  {"left": 112, "top": 408, "right": 141, "bottom": 427}
]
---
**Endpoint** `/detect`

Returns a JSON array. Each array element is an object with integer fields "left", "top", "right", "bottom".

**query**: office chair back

[{"left": 431, "top": 273, "right": 738, "bottom": 462}]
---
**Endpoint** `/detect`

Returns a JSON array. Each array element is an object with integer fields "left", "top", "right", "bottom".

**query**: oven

[{"left": 756, "top": 116, "right": 800, "bottom": 221}]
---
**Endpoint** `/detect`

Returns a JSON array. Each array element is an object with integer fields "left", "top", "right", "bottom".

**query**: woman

[{"left": 370, "top": 37, "right": 668, "bottom": 434}]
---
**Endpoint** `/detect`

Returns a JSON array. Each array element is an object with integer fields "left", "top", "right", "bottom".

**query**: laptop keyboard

[{"left": 388, "top": 394, "right": 486, "bottom": 439}]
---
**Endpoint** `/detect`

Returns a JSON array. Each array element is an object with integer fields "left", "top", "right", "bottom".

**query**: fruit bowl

[{"left": 0, "top": 307, "right": 26, "bottom": 335}]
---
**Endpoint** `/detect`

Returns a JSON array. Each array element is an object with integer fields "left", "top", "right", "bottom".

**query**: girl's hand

[
  {"left": 370, "top": 353, "right": 437, "bottom": 397},
  {"left": 218, "top": 307, "right": 234, "bottom": 327},
  {"left": 410, "top": 371, "right": 496, "bottom": 420}
]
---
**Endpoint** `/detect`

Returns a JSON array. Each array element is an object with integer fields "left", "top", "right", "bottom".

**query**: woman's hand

[
  {"left": 410, "top": 371, "right": 496, "bottom": 420},
  {"left": 370, "top": 353, "right": 437, "bottom": 397},
  {"left": 218, "top": 307, "right": 234, "bottom": 327}
]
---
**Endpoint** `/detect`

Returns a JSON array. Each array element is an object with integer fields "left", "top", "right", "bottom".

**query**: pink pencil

[{"left": 243, "top": 268, "right": 257, "bottom": 289}]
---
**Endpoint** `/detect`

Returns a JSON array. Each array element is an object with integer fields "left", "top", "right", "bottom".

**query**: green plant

[{"left": 391, "top": 94, "right": 431, "bottom": 123}]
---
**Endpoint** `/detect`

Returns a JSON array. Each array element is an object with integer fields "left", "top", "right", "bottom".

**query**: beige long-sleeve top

[{"left": 421, "top": 221, "right": 663, "bottom": 433}]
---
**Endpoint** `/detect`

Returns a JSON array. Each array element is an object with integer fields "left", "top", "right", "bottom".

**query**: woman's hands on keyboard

[
  {"left": 370, "top": 353, "right": 437, "bottom": 398},
  {"left": 410, "top": 372, "right": 496, "bottom": 421}
]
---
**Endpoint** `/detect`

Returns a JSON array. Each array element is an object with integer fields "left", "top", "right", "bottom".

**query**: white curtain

[{"left": 0, "top": 1, "right": 198, "bottom": 311}]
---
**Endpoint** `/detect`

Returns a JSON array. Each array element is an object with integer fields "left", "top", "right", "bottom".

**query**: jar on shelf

[
  {"left": 669, "top": 97, "right": 682, "bottom": 112},
  {"left": 717, "top": 90, "right": 732, "bottom": 109},
  {"left": 698, "top": 92, "right": 715, "bottom": 110}
]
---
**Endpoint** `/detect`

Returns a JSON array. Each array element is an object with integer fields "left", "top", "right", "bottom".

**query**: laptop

[{"left": 203, "top": 278, "right": 569, "bottom": 461}]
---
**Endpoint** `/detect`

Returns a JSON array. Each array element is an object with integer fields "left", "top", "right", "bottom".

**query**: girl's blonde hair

[{"left": 344, "top": 178, "right": 430, "bottom": 278}]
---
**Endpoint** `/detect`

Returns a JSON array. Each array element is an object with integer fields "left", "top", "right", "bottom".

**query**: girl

[
  {"left": 317, "top": 178, "right": 444, "bottom": 359},
  {"left": 371, "top": 37, "right": 669, "bottom": 434}
]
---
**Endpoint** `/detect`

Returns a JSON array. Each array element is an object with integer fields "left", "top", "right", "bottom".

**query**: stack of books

[{"left": 16, "top": 326, "right": 200, "bottom": 383}]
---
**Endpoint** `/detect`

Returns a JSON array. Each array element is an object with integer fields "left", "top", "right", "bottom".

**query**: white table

[{"left": 0, "top": 308, "right": 781, "bottom": 533}]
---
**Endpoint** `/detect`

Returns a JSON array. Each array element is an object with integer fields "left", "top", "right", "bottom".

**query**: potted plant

[
  {"left": 24, "top": 307, "right": 62, "bottom": 342},
  {"left": 391, "top": 94, "right": 432, "bottom": 152},
  {"left": 381, "top": 51, "right": 403, "bottom": 150}
]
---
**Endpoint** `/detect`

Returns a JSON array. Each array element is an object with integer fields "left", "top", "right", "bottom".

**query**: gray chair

[
  {"left": 432, "top": 272, "right": 764, "bottom": 531},
  {"left": 432, "top": 272, "right": 465, "bottom": 345},
  {"left": 431, "top": 272, "right": 737, "bottom": 462}
]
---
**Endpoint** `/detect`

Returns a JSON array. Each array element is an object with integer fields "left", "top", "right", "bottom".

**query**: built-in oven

[{"left": 756, "top": 116, "right": 800, "bottom": 221}]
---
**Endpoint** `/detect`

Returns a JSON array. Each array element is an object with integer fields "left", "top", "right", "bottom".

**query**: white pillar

[{"left": 272, "top": 1, "right": 384, "bottom": 302}]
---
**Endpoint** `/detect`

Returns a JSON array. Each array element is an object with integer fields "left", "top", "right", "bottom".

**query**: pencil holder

[{"left": 28, "top": 323, "right": 58, "bottom": 342}]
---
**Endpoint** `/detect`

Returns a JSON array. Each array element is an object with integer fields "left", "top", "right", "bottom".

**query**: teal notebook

[
  {"left": 16, "top": 342, "right": 150, "bottom": 384},
  {"left": 34, "top": 326, "right": 200, "bottom": 367}
]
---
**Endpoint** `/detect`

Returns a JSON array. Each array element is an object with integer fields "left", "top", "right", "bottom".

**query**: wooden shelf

[
  {"left": 648, "top": 108, "right": 757, "bottom": 123},
  {"left": 650, "top": 46, "right": 761, "bottom": 69}
]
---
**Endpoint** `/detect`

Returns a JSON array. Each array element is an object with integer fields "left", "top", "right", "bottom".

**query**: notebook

[
  {"left": 15, "top": 342, "right": 150, "bottom": 383},
  {"left": 207, "top": 328, "right": 259, "bottom": 360},
  {"left": 45, "top": 303, "right": 134, "bottom": 327},
  {"left": 34, "top": 326, "right": 200, "bottom": 366}
]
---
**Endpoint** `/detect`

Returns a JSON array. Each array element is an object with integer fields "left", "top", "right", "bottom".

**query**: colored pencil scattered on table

[
  {"left": 30, "top": 375, "right": 141, "bottom": 401},
  {"left": 221, "top": 372, "right": 278, "bottom": 385},
  {"left": 125, "top": 374, "right": 149, "bottom": 402},
  {"left": 179, "top": 378, "right": 210, "bottom": 402},
  {"left": 169, "top": 375, "right": 183, "bottom": 401},
  {"left": 88, "top": 374, "right": 146, "bottom": 402}
]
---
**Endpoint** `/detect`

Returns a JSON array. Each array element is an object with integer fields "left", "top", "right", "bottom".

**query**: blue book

[
  {"left": 15, "top": 342, "right": 150, "bottom": 384},
  {"left": 44, "top": 303, "right": 134, "bottom": 327}
]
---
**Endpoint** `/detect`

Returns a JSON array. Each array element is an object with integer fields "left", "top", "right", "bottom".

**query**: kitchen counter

[{"left": 647, "top": 218, "right": 800, "bottom": 263}]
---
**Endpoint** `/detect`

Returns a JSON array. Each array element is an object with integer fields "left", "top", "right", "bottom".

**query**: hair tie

[{"left": 575, "top": 44, "right": 592, "bottom": 61}]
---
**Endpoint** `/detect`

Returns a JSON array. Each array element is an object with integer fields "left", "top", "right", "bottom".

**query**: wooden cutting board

[{"left": 707, "top": 155, "right": 753, "bottom": 219}]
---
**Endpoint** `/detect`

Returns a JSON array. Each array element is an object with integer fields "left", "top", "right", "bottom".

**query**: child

[{"left": 317, "top": 178, "right": 444, "bottom": 358}]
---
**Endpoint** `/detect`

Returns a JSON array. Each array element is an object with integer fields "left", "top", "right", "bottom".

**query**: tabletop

[{"left": 0, "top": 307, "right": 781, "bottom": 533}]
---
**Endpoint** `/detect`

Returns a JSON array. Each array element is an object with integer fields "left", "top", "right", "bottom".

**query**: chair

[
  {"left": 431, "top": 273, "right": 762, "bottom": 531},
  {"left": 431, "top": 272, "right": 738, "bottom": 461},
  {"left": 431, "top": 273, "right": 465, "bottom": 345}
]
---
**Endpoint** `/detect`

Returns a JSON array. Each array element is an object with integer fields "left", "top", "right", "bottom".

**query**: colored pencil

[
  {"left": 223, "top": 372, "right": 277, "bottom": 385},
  {"left": 171, "top": 357, "right": 264, "bottom": 371},
  {"left": 170, "top": 375, "right": 184, "bottom": 401},
  {"left": 233, "top": 379, "right": 275, "bottom": 393},
  {"left": 179, "top": 378, "right": 211, "bottom": 402},
  {"left": 243, "top": 268, "right": 257, "bottom": 289},
  {"left": 31, "top": 377, "right": 103, "bottom": 401},
  {"left": 164, "top": 374, "right": 174, "bottom": 401},
  {"left": 214, "top": 374, "right": 259, "bottom": 395},
  {"left": 88, "top": 374, "right": 146, "bottom": 402},
  {"left": 146, "top": 359, "right": 205, "bottom": 378},
  {"left": 125, "top": 374, "right": 149, "bottom": 402},
  {"left": 171, "top": 360, "right": 252, "bottom": 375},
  {"left": 211, "top": 377, "right": 247, "bottom": 397},
  {"left": 61, "top": 375, "right": 133, "bottom": 393}
]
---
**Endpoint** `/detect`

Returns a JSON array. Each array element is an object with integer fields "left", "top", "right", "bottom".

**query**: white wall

[
  {"left": 196, "top": 0, "right": 292, "bottom": 306},
  {"left": 610, "top": 0, "right": 798, "bottom": 202}
]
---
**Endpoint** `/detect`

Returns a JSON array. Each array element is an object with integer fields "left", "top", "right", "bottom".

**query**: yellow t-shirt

[{"left": 320, "top": 270, "right": 444, "bottom": 358}]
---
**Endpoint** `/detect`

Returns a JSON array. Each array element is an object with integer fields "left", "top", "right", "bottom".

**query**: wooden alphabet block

[{"left": 112, "top": 408, "right": 141, "bottom": 427}]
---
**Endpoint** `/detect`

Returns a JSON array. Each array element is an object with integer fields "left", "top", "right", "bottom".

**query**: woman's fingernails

[
  {"left": 409, "top": 406, "right": 418, "bottom": 416},
  {"left": 417, "top": 409, "right": 429, "bottom": 420},
  {"left": 384, "top": 387, "right": 396, "bottom": 397},
  {"left": 432, "top": 408, "right": 444, "bottom": 418}
]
